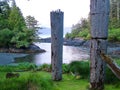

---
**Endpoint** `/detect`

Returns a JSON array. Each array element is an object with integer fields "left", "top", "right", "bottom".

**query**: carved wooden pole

[
  {"left": 50, "top": 10, "right": 64, "bottom": 81},
  {"left": 90, "top": 0, "right": 110, "bottom": 90}
]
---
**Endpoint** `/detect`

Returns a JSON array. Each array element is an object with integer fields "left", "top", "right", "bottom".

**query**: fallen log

[{"left": 100, "top": 51, "right": 120, "bottom": 79}]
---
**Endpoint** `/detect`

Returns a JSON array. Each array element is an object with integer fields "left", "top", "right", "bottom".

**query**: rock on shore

[{"left": 0, "top": 44, "right": 46, "bottom": 53}]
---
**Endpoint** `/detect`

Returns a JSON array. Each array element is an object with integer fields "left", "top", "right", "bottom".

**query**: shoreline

[
  {"left": 39, "top": 37, "right": 120, "bottom": 47},
  {"left": 0, "top": 44, "right": 46, "bottom": 54},
  {"left": 1, "top": 37, "right": 120, "bottom": 59},
  {"left": 39, "top": 37, "right": 120, "bottom": 58}
]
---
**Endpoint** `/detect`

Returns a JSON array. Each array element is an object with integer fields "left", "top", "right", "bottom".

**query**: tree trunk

[
  {"left": 117, "top": 1, "right": 120, "bottom": 20},
  {"left": 90, "top": 39, "right": 107, "bottom": 90},
  {"left": 50, "top": 10, "right": 64, "bottom": 81},
  {"left": 90, "top": 0, "right": 110, "bottom": 90}
]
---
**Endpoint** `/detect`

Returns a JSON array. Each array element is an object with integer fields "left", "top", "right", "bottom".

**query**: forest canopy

[
  {"left": 65, "top": 0, "right": 120, "bottom": 42},
  {"left": 0, "top": 0, "right": 38, "bottom": 48}
]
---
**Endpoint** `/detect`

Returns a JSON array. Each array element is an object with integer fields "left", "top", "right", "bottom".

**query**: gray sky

[{"left": 15, "top": 0, "right": 90, "bottom": 27}]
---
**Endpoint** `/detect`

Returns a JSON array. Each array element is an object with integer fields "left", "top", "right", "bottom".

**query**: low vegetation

[
  {"left": 108, "top": 28, "right": 120, "bottom": 42},
  {"left": 0, "top": 60, "right": 120, "bottom": 90}
]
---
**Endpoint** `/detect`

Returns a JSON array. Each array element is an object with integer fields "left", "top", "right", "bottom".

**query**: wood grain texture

[
  {"left": 50, "top": 10, "right": 64, "bottom": 81},
  {"left": 90, "top": 0, "right": 110, "bottom": 38},
  {"left": 90, "top": 0, "right": 110, "bottom": 89},
  {"left": 90, "top": 39, "right": 107, "bottom": 90}
]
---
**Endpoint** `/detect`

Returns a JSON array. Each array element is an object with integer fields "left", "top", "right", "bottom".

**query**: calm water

[
  {"left": 0, "top": 27, "right": 90, "bottom": 65},
  {"left": 26, "top": 43, "right": 89, "bottom": 65},
  {"left": 38, "top": 27, "right": 72, "bottom": 38}
]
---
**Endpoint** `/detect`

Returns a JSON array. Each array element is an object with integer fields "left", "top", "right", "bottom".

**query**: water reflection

[
  {"left": 15, "top": 43, "right": 89, "bottom": 65},
  {"left": 0, "top": 53, "right": 28, "bottom": 65},
  {"left": 63, "top": 45, "right": 89, "bottom": 62},
  {"left": 0, "top": 43, "right": 90, "bottom": 65}
]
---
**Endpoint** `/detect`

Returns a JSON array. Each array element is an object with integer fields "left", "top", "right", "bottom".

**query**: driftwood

[{"left": 100, "top": 51, "right": 120, "bottom": 79}]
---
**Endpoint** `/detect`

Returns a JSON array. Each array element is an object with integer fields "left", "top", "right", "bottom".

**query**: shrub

[
  {"left": 77, "top": 29, "right": 90, "bottom": 39},
  {"left": 62, "top": 64, "right": 69, "bottom": 73},
  {"left": 38, "top": 64, "right": 52, "bottom": 72},
  {"left": 65, "top": 32, "right": 71, "bottom": 39},
  {"left": 0, "top": 28, "right": 14, "bottom": 47},
  {"left": 105, "top": 67, "right": 120, "bottom": 84},
  {"left": 11, "top": 27, "right": 35, "bottom": 48},
  {"left": 65, "top": 28, "right": 90, "bottom": 40},
  {"left": 108, "top": 28, "right": 120, "bottom": 42},
  {"left": 105, "top": 59, "right": 120, "bottom": 84},
  {"left": 69, "top": 61, "right": 90, "bottom": 79}
]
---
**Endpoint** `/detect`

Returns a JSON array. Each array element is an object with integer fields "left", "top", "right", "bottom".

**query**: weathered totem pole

[
  {"left": 50, "top": 10, "right": 64, "bottom": 81},
  {"left": 90, "top": 0, "right": 110, "bottom": 90}
]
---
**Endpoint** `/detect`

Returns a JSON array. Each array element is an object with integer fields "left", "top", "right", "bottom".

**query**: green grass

[
  {"left": 54, "top": 74, "right": 88, "bottom": 90},
  {"left": 1, "top": 71, "right": 120, "bottom": 90},
  {"left": 0, "top": 61, "right": 120, "bottom": 90},
  {"left": 0, "top": 71, "right": 54, "bottom": 90}
]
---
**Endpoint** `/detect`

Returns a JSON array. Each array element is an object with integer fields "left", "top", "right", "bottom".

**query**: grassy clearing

[
  {"left": 0, "top": 61, "right": 120, "bottom": 90},
  {"left": 0, "top": 72, "right": 53, "bottom": 90}
]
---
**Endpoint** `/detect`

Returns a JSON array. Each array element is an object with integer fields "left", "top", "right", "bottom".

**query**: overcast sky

[{"left": 15, "top": 0, "right": 90, "bottom": 27}]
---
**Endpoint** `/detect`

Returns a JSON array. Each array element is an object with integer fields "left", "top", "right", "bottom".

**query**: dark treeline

[{"left": 0, "top": 0, "right": 38, "bottom": 48}]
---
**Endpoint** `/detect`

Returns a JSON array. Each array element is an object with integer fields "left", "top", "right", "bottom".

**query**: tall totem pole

[{"left": 90, "top": 0, "right": 110, "bottom": 90}]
